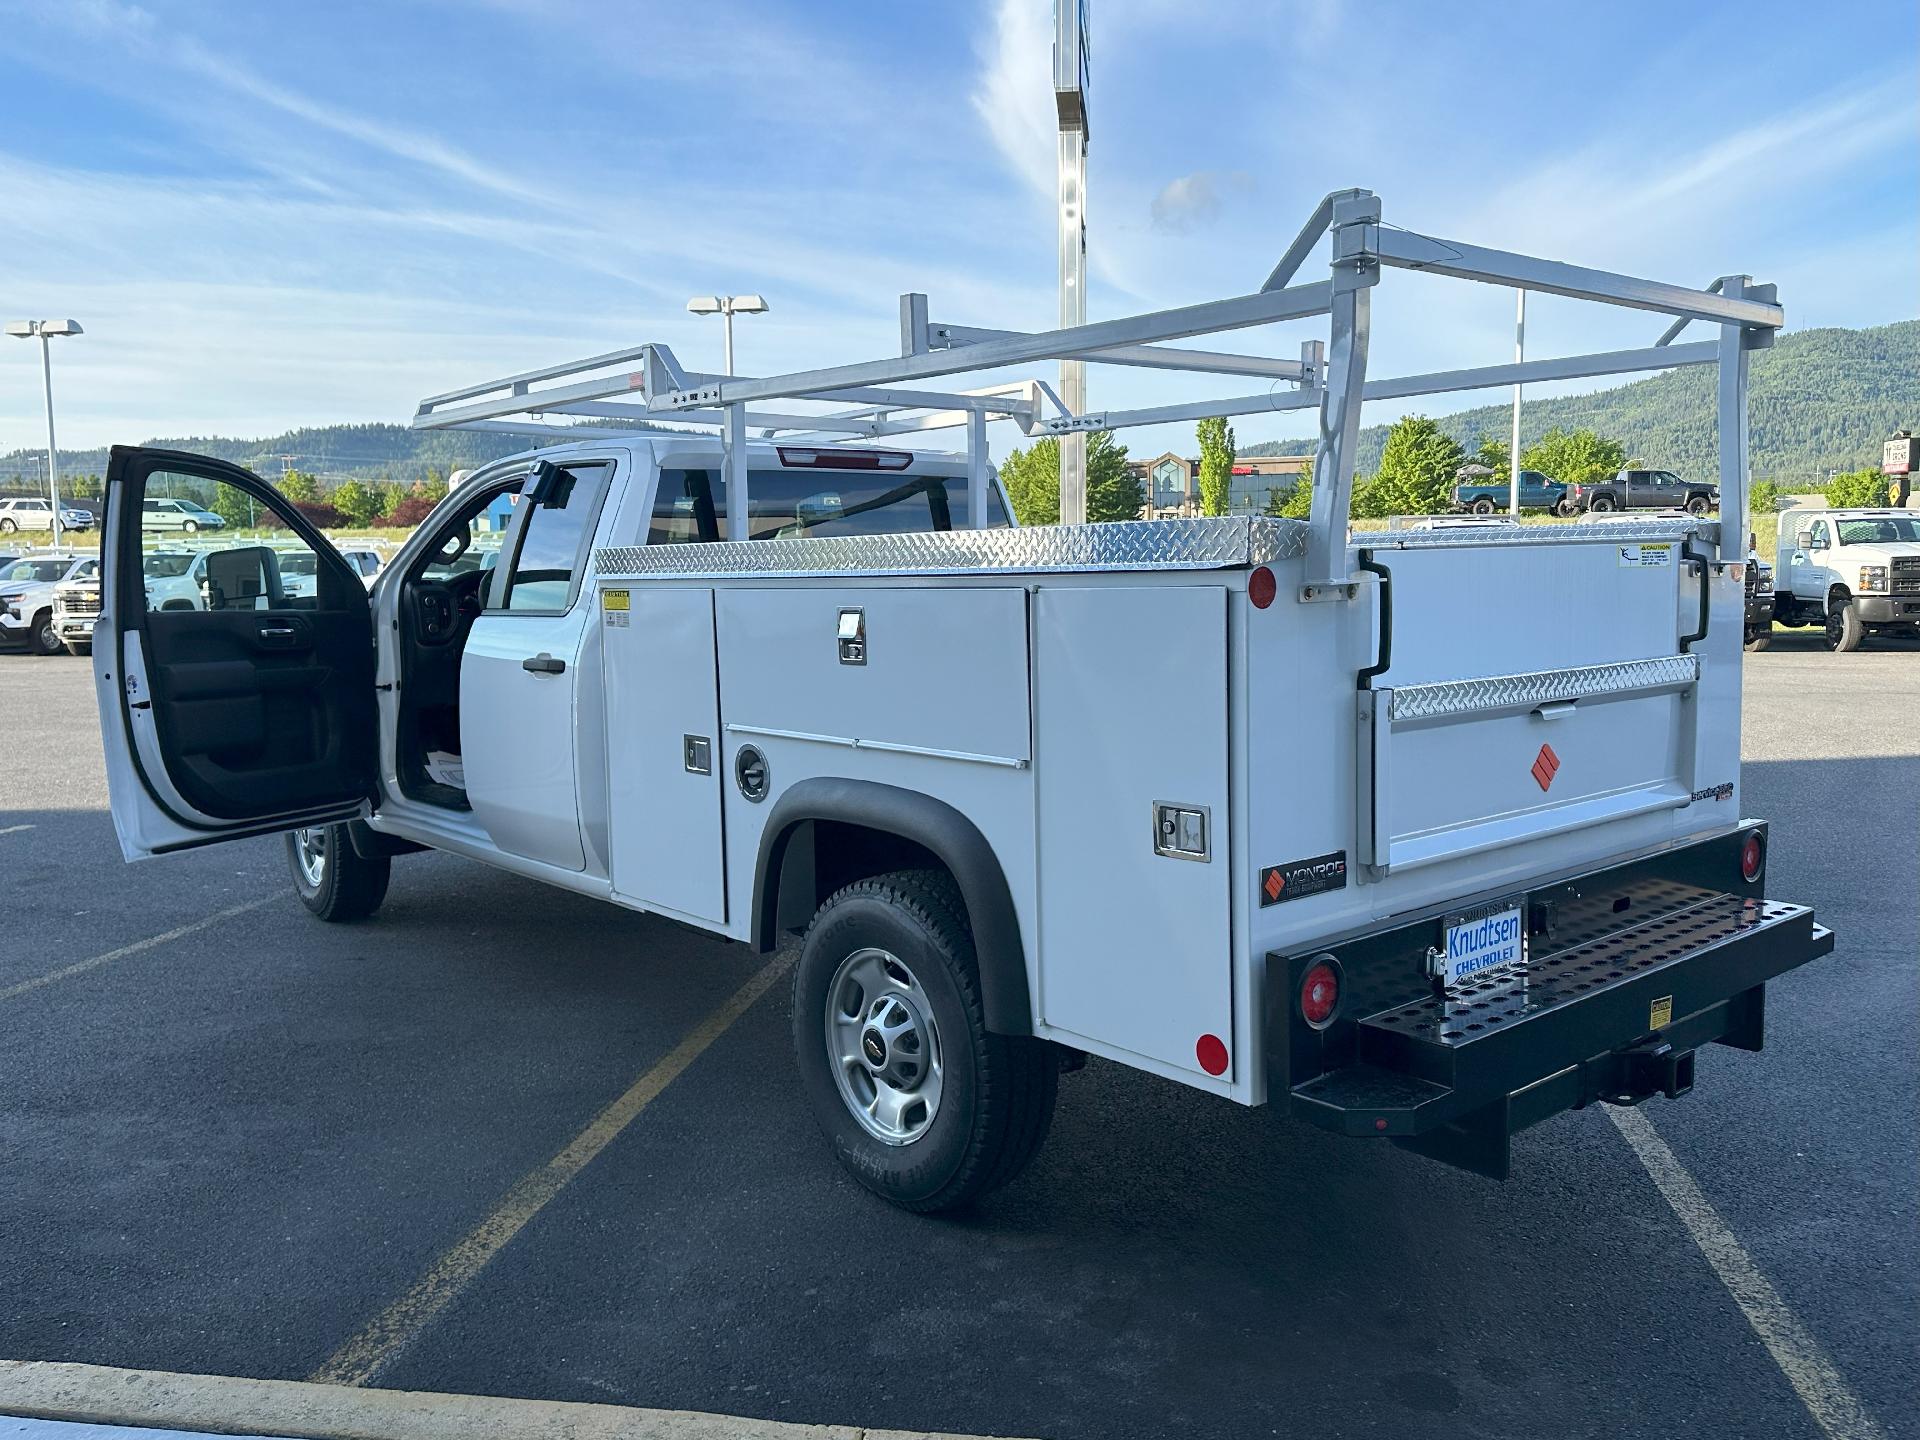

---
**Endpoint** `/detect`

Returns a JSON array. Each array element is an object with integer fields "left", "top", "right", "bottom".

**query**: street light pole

[
  {"left": 687, "top": 295, "right": 768, "bottom": 377},
  {"left": 6, "top": 318, "right": 83, "bottom": 548},
  {"left": 1508, "top": 289, "right": 1525, "bottom": 517}
]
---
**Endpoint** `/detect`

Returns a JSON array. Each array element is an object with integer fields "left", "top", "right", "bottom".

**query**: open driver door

[{"left": 95, "top": 446, "right": 377, "bottom": 859}]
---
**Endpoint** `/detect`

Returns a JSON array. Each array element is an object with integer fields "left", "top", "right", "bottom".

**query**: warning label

[
  {"left": 603, "top": 589, "right": 630, "bottom": 626},
  {"left": 1617, "top": 543, "right": 1674, "bottom": 568}
]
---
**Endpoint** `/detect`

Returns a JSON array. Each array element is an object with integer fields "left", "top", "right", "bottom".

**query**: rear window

[{"left": 648, "top": 467, "right": 1010, "bottom": 545}]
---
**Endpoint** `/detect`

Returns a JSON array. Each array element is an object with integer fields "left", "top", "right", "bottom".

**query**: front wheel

[
  {"left": 1824, "top": 597, "right": 1866, "bottom": 653},
  {"left": 793, "top": 870, "right": 1057, "bottom": 1212},
  {"left": 183, "top": 520, "right": 199, "bottom": 533},
  {"left": 63, "top": 641, "right": 91, "bottom": 657},
  {"left": 1744, "top": 630, "right": 1772, "bottom": 652},
  {"left": 30, "top": 610, "right": 62, "bottom": 656},
  {"left": 0, "top": 518, "right": 15, "bottom": 533},
  {"left": 287, "top": 824, "right": 390, "bottom": 922}
]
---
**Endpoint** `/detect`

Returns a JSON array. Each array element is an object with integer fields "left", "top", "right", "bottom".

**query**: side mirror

[
  {"left": 201, "top": 545, "right": 279, "bottom": 611},
  {"left": 522, "top": 459, "right": 574, "bottom": 509},
  {"left": 1794, "top": 529, "right": 1813, "bottom": 550}
]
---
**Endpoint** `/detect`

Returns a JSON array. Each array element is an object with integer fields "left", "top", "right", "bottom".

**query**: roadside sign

[{"left": 1882, "top": 434, "right": 1913, "bottom": 476}]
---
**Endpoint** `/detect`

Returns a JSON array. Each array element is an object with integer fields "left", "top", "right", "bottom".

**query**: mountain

[
  {"left": 0, "top": 419, "right": 678, "bottom": 491},
  {"left": 1238, "top": 320, "right": 1919, "bottom": 482}
]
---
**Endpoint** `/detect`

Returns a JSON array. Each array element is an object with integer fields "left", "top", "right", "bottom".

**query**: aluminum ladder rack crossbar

[{"left": 411, "top": 186, "right": 1782, "bottom": 576}]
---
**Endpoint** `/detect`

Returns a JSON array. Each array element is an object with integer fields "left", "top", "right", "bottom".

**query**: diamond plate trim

[
  {"left": 1367, "top": 519, "right": 1716, "bottom": 549},
  {"left": 1388, "top": 653, "right": 1699, "bottom": 723},
  {"left": 593, "top": 516, "right": 1311, "bottom": 579}
]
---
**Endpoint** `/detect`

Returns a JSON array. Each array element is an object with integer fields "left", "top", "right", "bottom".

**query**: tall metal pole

[
  {"left": 39, "top": 332, "right": 63, "bottom": 548},
  {"left": 722, "top": 305, "right": 735, "bottom": 377},
  {"left": 1508, "top": 289, "right": 1525, "bottom": 517},
  {"left": 1055, "top": 0, "right": 1089, "bottom": 525}
]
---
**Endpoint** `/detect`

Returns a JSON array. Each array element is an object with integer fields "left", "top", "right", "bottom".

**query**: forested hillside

[{"left": 1240, "top": 320, "right": 1918, "bottom": 483}]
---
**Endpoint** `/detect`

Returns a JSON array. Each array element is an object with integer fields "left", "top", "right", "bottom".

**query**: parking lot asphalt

[{"left": 2, "top": 636, "right": 1915, "bottom": 1440}]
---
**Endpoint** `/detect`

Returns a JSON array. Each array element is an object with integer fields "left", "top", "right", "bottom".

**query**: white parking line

[
  {"left": 0, "top": 825, "right": 35, "bottom": 837},
  {"left": 1608, "top": 1107, "right": 1886, "bottom": 1440},
  {"left": 0, "top": 900, "right": 276, "bottom": 1005},
  {"left": 0, "top": 1359, "right": 1028, "bottom": 1439}
]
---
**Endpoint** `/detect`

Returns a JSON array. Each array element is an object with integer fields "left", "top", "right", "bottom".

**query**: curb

[{"left": 0, "top": 1363, "right": 1027, "bottom": 1440}]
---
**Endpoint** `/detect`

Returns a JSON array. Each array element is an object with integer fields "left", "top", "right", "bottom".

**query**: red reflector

[
  {"left": 1740, "top": 830, "right": 1765, "bottom": 883},
  {"left": 1196, "top": 1033, "right": 1230, "bottom": 1076},
  {"left": 1248, "top": 565, "right": 1277, "bottom": 609},
  {"left": 1300, "top": 959, "right": 1340, "bottom": 1028},
  {"left": 777, "top": 446, "right": 913, "bottom": 470}
]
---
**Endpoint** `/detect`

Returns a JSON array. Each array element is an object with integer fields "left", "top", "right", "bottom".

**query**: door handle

[
  {"left": 257, "top": 625, "right": 302, "bottom": 649},
  {"left": 522, "top": 653, "right": 566, "bottom": 675}
]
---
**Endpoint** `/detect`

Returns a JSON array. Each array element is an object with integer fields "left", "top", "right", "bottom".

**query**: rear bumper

[{"left": 1268, "top": 827, "right": 1834, "bottom": 1178}]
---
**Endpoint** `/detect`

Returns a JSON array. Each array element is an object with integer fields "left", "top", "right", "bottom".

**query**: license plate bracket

[{"left": 1431, "top": 897, "right": 1525, "bottom": 989}]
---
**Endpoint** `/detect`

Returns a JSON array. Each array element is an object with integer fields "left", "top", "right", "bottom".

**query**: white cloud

[
  {"left": 973, "top": 0, "right": 1057, "bottom": 201},
  {"left": 1150, "top": 170, "right": 1251, "bottom": 233}
]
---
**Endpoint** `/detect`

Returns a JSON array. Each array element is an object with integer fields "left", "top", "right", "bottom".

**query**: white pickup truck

[
  {"left": 1768, "top": 508, "right": 1920, "bottom": 651},
  {"left": 88, "top": 189, "right": 1833, "bottom": 1211}
]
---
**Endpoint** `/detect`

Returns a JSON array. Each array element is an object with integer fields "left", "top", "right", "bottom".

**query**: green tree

[
  {"left": 996, "top": 431, "right": 1140, "bottom": 525},
  {"left": 330, "top": 478, "right": 384, "bottom": 528},
  {"left": 1473, "top": 436, "right": 1510, "bottom": 488},
  {"left": 1196, "top": 416, "right": 1235, "bottom": 516},
  {"left": 1823, "top": 467, "right": 1890, "bottom": 507},
  {"left": 1274, "top": 459, "right": 1314, "bottom": 519},
  {"left": 210, "top": 483, "right": 258, "bottom": 528},
  {"left": 277, "top": 469, "right": 319, "bottom": 504},
  {"left": 1520, "top": 427, "right": 1625, "bottom": 489},
  {"left": 65, "top": 472, "right": 102, "bottom": 502},
  {"left": 1369, "top": 415, "right": 1465, "bottom": 516},
  {"left": 417, "top": 468, "right": 451, "bottom": 504}
]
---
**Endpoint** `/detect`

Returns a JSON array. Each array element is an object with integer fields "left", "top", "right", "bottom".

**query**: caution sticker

[
  {"left": 1617, "top": 543, "right": 1674, "bottom": 568},
  {"left": 602, "top": 588, "right": 630, "bottom": 626},
  {"left": 1649, "top": 994, "right": 1674, "bottom": 1030}
]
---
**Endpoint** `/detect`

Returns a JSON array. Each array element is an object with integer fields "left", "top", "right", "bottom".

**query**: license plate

[{"left": 1434, "top": 899, "right": 1525, "bottom": 988}]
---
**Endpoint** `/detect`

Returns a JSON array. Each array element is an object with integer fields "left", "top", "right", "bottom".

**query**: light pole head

[
  {"left": 686, "top": 296, "right": 722, "bottom": 316},
  {"left": 731, "top": 295, "right": 769, "bottom": 315},
  {"left": 6, "top": 319, "right": 82, "bottom": 338}
]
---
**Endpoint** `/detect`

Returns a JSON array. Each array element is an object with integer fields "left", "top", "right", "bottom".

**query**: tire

[
  {"left": 1471, "top": 497, "right": 1495, "bottom": 515},
  {"left": 1590, "top": 494, "right": 1617, "bottom": 512},
  {"left": 63, "top": 641, "right": 91, "bottom": 657},
  {"left": 1686, "top": 494, "right": 1712, "bottom": 516},
  {"left": 287, "top": 824, "right": 391, "bottom": 922},
  {"left": 30, "top": 610, "right": 62, "bottom": 657},
  {"left": 1824, "top": 596, "right": 1865, "bottom": 653},
  {"left": 0, "top": 518, "right": 15, "bottom": 533},
  {"left": 793, "top": 869, "right": 1057, "bottom": 1213},
  {"left": 183, "top": 520, "right": 199, "bottom": 533},
  {"left": 1744, "top": 631, "right": 1771, "bottom": 652}
]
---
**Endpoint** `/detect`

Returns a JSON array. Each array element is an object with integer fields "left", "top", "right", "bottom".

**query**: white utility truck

[
  {"left": 1768, "top": 508, "right": 1920, "bottom": 651},
  {"left": 90, "top": 189, "right": 1833, "bottom": 1211}
]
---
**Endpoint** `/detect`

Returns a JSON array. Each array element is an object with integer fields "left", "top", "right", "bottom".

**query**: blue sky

[{"left": 1, "top": 0, "right": 1914, "bottom": 463}]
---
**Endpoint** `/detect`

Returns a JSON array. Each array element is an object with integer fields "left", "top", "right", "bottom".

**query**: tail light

[
  {"left": 1739, "top": 829, "right": 1765, "bottom": 885},
  {"left": 1299, "top": 956, "right": 1342, "bottom": 1028},
  {"left": 778, "top": 446, "right": 913, "bottom": 470},
  {"left": 1248, "top": 565, "right": 1277, "bottom": 609}
]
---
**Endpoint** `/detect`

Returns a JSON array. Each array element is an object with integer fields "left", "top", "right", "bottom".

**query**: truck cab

[{"left": 1773, "top": 508, "right": 1920, "bottom": 651}]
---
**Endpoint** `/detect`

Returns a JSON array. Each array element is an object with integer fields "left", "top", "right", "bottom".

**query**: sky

[{"left": 1, "top": 0, "right": 1915, "bottom": 466}]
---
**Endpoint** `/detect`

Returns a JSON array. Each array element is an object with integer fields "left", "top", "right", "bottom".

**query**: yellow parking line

[
  {"left": 0, "top": 898, "right": 276, "bottom": 1004},
  {"left": 311, "top": 957, "right": 793, "bottom": 1389},
  {"left": 0, "top": 1359, "right": 1030, "bottom": 1439},
  {"left": 1608, "top": 1107, "right": 1886, "bottom": 1440}
]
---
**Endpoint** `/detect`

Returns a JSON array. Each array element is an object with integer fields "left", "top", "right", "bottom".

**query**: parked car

[
  {"left": 1744, "top": 546, "right": 1775, "bottom": 652},
  {"left": 52, "top": 569, "right": 102, "bottom": 655},
  {"left": 1451, "top": 470, "right": 1566, "bottom": 515},
  {"left": 0, "top": 552, "right": 98, "bottom": 654},
  {"left": 1770, "top": 508, "right": 1920, "bottom": 651},
  {"left": 1564, "top": 469, "right": 1717, "bottom": 515},
  {"left": 140, "top": 497, "right": 227, "bottom": 533},
  {"left": 0, "top": 496, "right": 94, "bottom": 532}
]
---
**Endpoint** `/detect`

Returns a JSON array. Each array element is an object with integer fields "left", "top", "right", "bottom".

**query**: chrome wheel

[
  {"left": 825, "top": 946, "right": 943, "bottom": 1146},
  {"left": 293, "top": 826, "right": 328, "bottom": 888}
]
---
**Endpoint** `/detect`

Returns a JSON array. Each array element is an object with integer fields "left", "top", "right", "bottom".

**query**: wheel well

[
  {"left": 1827, "top": 584, "right": 1852, "bottom": 613},
  {"left": 753, "top": 778, "right": 1034, "bottom": 1035}
]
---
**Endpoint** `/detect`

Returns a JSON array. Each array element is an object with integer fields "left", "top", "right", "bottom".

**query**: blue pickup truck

[{"left": 1451, "top": 469, "right": 1567, "bottom": 514}]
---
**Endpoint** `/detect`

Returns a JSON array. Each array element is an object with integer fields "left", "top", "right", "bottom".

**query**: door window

[
  {"left": 646, "top": 466, "right": 1008, "bottom": 544},
  {"left": 497, "top": 463, "right": 612, "bottom": 612},
  {"left": 138, "top": 472, "right": 340, "bottom": 614}
]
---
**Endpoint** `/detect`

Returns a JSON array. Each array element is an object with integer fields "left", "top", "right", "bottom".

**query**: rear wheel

[
  {"left": 30, "top": 610, "right": 62, "bottom": 656},
  {"left": 793, "top": 870, "right": 1056, "bottom": 1212},
  {"left": 1686, "top": 493, "right": 1712, "bottom": 516},
  {"left": 1471, "top": 497, "right": 1495, "bottom": 515},
  {"left": 1590, "top": 494, "right": 1617, "bottom": 512},
  {"left": 287, "top": 824, "right": 390, "bottom": 922},
  {"left": 1824, "top": 596, "right": 1865, "bottom": 653}
]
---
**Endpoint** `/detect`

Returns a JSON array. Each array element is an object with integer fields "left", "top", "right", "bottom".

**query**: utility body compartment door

[
  {"left": 603, "top": 585, "right": 727, "bottom": 925},
  {"left": 94, "top": 445, "right": 375, "bottom": 860},
  {"left": 1032, "top": 585, "right": 1234, "bottom": 1082}
]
